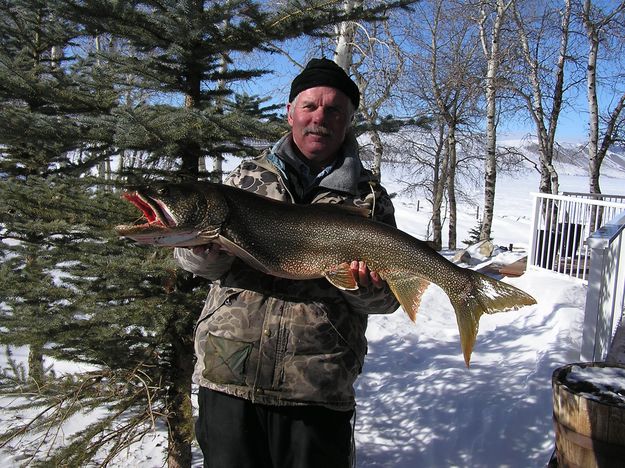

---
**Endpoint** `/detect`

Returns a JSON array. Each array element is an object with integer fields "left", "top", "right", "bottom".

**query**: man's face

[{"left": 287, "top": 86, "right": 353, "bottom": 169}]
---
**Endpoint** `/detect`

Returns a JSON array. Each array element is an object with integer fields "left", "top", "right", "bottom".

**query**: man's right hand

[
  {"left": 190, "top": 243, "right": 234, "bottom": 262},
  {"left": 190, "top": 244, "right": 222, "bottom": 262}
]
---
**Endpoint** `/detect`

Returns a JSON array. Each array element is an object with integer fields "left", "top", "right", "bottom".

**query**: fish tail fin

[{"left": 450, "top": 272, "right": 536, "bottom": 367}]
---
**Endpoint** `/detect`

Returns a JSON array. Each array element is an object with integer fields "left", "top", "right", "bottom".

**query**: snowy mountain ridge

[
  {"left": 357, "top": 128, "right": 625, "bottom": 181},
  {"left": 499, "top": 137, "right": 625, "bottom": 179}
]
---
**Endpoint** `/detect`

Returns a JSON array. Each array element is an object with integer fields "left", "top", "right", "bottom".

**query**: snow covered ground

[
  {"left": 1, "top": 161, "right": 624, "bottom": 467},
  {"left": 352, "top": 168, "right": 608, "bottom": 468}
]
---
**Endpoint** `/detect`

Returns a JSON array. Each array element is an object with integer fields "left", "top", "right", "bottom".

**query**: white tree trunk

[
  {"left": 583, "top": 0, "right": 601, "bottom": 195},
  {"left": 333, "top": 0, "right": 361, "bottom": 71},
  {"left": 582, "top": 1, "right": 625, "bottom": 197},
  {"left": 512, "top": 0, "right": 571, "bottom": 195},
  {"left": 479, "top": 0, "right": 512, "bottom": 241}
]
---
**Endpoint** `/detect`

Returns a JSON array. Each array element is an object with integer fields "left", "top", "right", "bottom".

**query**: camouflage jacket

[{"left": 174, "top": 133, "right": 399, "bottom": 410}]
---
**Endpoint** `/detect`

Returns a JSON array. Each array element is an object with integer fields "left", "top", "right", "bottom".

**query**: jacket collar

[{"left": 267, "top": 130, "right": 363, "bottom": 196}]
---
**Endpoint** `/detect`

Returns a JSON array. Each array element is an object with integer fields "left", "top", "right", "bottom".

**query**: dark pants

[{"left": 195, "top": 387, "right": 354, "bottom": 468}]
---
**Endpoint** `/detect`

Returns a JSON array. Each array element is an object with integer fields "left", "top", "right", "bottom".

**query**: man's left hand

[{"left": 349, "top": 261, "right": 385, "bottom": 289}]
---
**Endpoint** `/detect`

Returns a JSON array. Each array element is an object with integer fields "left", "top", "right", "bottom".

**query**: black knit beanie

[{"left": 289, "top": 58, "right": 360, "bottom": 109}]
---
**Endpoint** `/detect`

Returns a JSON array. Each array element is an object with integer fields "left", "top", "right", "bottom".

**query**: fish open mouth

[
  {"left": 116, "top": 188, "right": 208, "bottom": 247},
  {"left": 122, "top": 191, "right": 177, "bottom": 228}
]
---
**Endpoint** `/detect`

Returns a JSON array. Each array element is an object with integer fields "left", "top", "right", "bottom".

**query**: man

[{"left": 175, "top": 58, "right": 399, "bottom": 468}]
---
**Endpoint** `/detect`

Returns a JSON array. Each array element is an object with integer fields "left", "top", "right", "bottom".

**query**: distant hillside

[
  {"left": 501, "top": 139, "right": 625, "bottom": 178},
  {"left": 358, "top": 128, "right": 625, "bottom": 179}
]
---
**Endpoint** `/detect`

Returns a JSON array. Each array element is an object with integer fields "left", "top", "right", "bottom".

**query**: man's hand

[
  {"left": 189, "top": 243, "right": 226, "bottom": 262},
  {"left": 349, "top": 260, "right": 385, "bottom": 289}
]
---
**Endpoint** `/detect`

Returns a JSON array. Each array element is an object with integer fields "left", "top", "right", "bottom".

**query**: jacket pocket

[{"left": 202, "top": 333, "right": 252, "bottom": 385}]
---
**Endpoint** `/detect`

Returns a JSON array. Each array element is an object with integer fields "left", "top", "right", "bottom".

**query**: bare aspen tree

[
  {"left": 511, "top": 0, "right": 573, "bottom": 195},
  {"left": 581, "top": 0, "right": 625, "bottom": 196},
  {"left": 404, "top": 0, "right": 483, "bottom": 249},
  {"left": 431, "top": 123, "right": 451, "bottom": 250},
  {"left": 334, "top": 0, "right": 361, "bottom": 69},
  {"left": 395, "top": 126, "right": 449, "bottom": 248},
  {"left": 478, "top": 0, "right": 514, "bottom": 241},
  {"left": 402, "top": 3, "right": 450, "bottom": 249},
  {"left": 429, "top": 0, "right": 482, "bottom": 249},
  {"left": 352, "top": 22, "right": 405, "bottom": 177},
  {"left": 334, "top": 0, "right": 404, "bottom": 178}
]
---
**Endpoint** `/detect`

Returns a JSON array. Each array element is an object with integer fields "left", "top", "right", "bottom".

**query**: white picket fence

[{"left": 528, "top": 193, "right": 625, "bottom": 361}]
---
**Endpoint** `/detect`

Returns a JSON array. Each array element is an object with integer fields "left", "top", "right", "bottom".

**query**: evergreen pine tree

[
  {"left": 0, "top": 0, "right": 117, "bottom": 177},
  {"left": 1, "top": 1, "right": 414, "bottom": 466},
  {"left": 0, "top": 0, "right": 118, "bottom": 389},
  {"left": 0, "top": 1, "right": 164, "bottom": 464}
]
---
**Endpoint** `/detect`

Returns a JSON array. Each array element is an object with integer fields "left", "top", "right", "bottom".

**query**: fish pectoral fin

[
  {"left": 198, "top": 227, "right": 220, "bottom": 242},
  {"left": 324, "top": 263, "right": 358, "bottom": 291},
  {"left": 217, "top": 236, "right": 272, "bottom": 275},
  {"left": 386, "top": 275, "right": 430, "bottom": 322}
]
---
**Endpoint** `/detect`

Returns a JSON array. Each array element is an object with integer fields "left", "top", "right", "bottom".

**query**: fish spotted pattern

[{"left": 117, "top": 173, "right": 536, "bottom": 369}]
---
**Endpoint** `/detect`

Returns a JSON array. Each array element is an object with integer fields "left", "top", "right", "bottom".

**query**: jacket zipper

[{"left": 272, "top": 303, "right": 288, "bottom": 387}]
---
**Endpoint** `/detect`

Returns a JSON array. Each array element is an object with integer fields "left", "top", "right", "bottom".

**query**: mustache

[{"left": 303, "top": 125, "right": 334, "bottom": 137}]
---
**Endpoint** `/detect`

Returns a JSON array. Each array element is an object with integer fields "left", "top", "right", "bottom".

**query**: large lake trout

[{"left": 116, "top": 182, "right": 536, "bottom": 366}]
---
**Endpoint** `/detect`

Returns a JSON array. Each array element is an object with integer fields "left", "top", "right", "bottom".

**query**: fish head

[{"left": 115, "top": 182, "right": 228, "bottom": 247}]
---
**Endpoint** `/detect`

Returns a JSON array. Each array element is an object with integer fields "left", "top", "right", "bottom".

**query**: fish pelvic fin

[
  {"left": 386, "top": 275, "right": 431, "bottom": 322},
  {"left": 324, "top": 263, "right": 359, "bottom": 290},
  {"left": 452, "top": 272, "right": 537, "bottom": 367}
]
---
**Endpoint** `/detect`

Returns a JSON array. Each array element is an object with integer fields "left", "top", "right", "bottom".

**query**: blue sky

[
  {"left": 235, "top": 51, "right": 608, "bottom": 146},
  {"left": 229, "top": 39, "right": 622, "bottom": 147}
]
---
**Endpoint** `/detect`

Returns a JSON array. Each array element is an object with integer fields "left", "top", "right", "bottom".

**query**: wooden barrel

[{"left": 552, "top": 362, "right": 625, "bottom": 468}]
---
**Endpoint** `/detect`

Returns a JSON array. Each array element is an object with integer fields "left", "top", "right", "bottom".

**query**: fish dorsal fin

[
  {"left": 386, "top": 274, "right": 431, "bottom": 322},
  {"left": 324, "top": 263, "right": 358, "bottom": 290}
]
